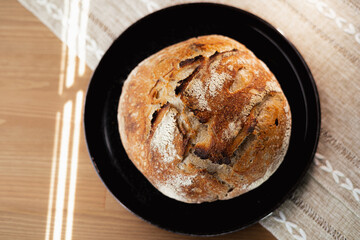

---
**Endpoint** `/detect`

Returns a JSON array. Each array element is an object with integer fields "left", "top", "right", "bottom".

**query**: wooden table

[{"left": 0, "top": 1, "right": 275, "bottom": 239}]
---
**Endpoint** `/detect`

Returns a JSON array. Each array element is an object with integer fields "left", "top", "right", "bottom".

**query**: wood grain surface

[{"left": 0, "top": 1, "right": 275, "bottom": 239}]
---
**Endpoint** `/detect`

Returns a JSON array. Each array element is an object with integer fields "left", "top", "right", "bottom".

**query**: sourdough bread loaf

[{"left": 118, "top": 35, "right": 291, "bottom": 203}]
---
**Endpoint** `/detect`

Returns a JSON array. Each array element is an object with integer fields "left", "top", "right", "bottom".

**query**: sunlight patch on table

[
  {"left": 65, "top": 90, "right": 84, "bottom": 240},
  {"left": 57, "top": 0, "right": 70, "bottom": 96},
  {"left": 58, "top": 0, "right": 90, "bottom": 95},
  {"left": 45, "top": 112, "right": 61, "bottom": 240},
  {"left": 53, "top": 100, "right": 72, "bottom": 240},
  {"left": 47, "top": 1, "right": 89, "bottom": 239},
  {"left": 77, "top": 0, "right": 89, "bottom": 76}
]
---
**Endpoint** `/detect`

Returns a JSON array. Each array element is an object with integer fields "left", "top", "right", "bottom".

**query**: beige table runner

[{"left": 18, "top": 0, "right": 360, "bottom": 239}]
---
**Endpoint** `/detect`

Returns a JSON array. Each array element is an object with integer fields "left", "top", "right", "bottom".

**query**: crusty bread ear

[{"left": 118, "top": 35, "right": 291, "bottom": 203}]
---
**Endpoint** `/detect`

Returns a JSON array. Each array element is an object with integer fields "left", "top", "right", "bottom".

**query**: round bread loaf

[{"left": 118, "top": 35, "right": 291, "bottom": 203}]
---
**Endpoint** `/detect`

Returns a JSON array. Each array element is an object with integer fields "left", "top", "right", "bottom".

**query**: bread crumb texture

[{"left": 118, "top": 35, "right": 291, "bottom": 203}]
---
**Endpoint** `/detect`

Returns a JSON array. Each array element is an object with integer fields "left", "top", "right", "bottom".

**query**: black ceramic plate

[{"left": 84, "top": 3, "right": 320, "bottom": 236}]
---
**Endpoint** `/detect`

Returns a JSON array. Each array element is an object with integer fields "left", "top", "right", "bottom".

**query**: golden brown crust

[{"left": 118, "top": 35, "right": 291, "bottom": 203}]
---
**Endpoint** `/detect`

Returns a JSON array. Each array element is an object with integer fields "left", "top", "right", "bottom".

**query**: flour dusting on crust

[
  {"left": 207, "top": 59, "right": 230, "bottom": 97},
  {"left": 187, "top": 78, "right": 211, "bottom": 111},
  {"left": 222, "top": 121, "right": 242, "bottom": 140},
  {"left": 150, "top": 108, "right": 179, "bottom": 163},
  {"left": 157, "top": 174, "right": 196, "bottom": 202},
  {"left": 266, "top": 80, "right": 282, "bottom": 92}
]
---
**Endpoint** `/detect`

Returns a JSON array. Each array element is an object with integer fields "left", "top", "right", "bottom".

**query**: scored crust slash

[{"left": 118, "top": 35, "right": 291, "bottom": 203}]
